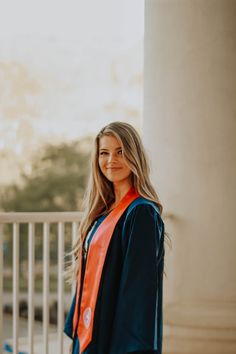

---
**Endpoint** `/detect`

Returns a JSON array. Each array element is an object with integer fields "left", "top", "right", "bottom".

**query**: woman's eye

[
  {"left": 118, "top": 150, "right": 123, "bottom": 155},
  {"left": 100, "top": 151, "right": 107, "bottom": 155}
]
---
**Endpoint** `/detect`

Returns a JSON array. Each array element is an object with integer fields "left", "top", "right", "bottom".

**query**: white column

[{"left": 143, "top": 1, "right": 236, "bottom": 353}]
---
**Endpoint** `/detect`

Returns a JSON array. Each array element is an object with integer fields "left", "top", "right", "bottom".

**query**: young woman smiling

[{"left": 64, "top": 121, "right": 165, "bottom": 354}]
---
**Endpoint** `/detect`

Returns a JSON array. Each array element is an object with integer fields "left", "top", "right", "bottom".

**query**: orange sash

[{"left": 72, "top": 186, "right": 140, "bottom": 353}]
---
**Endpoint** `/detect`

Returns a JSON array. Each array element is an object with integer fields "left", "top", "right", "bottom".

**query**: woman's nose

[{"left": 108, "top": 153, "right": 115, "bottom": 162}]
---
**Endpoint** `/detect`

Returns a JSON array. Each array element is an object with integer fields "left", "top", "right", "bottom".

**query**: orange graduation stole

[{"left": 72, "top": 186, "right": 140, "bottom": 353}]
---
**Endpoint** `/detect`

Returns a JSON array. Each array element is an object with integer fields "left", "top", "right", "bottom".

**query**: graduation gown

[{"left": 64, "top": 196, "right": 165, "bottom": 354}]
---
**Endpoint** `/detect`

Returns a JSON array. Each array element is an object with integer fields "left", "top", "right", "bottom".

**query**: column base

[{"left": 163, "top": 301, "right": 236, "bottom": 354}]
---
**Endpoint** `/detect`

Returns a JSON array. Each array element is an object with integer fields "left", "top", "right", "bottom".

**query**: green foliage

[{"left": 1, "top": 137, "right": 92, "bottom": 212}]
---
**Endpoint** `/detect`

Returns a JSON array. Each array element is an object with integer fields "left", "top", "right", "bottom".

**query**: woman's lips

[{"left": 106, "top": 167, "right": 122, "bottom": 170}]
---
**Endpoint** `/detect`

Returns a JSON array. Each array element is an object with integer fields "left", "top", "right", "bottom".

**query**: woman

[{"left": 64, "top": 121, "right": 165, "bottom": 354}]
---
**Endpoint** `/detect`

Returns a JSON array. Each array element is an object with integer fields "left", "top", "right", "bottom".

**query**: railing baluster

[
  {"left": 0, "top": 224, "right": 3, "bottom": 354},
  {"left": 71, "top": 222, "right": 78, "bottom": 297},
  {"left": 43, "top": 222, "right": 50, "bottom": 354},
  {"left": 13, "top": 223, "right": 19, "bottom": 354},
  {"left": 28, "top": 223, "right": 35, "bottom": 354},
  {"left": 58, "top": 222, "right": 64, "bottom": 354}
]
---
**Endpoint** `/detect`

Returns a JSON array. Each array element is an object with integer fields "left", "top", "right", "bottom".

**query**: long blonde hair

[{"left": 65, "top": 121, "right": 164, "bottom": 283}]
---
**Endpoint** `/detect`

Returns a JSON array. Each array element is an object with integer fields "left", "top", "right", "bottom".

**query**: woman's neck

[{"left": 112, "top": 180, "right": 133, "bottom": 208}]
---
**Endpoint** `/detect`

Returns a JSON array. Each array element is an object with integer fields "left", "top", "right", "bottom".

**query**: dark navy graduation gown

[{"left": 64, "top": 196, "right": 165, "bottom": 354}]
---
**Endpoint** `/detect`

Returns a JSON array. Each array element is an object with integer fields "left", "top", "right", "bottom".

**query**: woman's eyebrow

[{"left": 99, "top": 147, "right": 122, "bottom": 151}]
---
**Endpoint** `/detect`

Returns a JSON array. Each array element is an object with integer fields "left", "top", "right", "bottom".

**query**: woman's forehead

[{"left": 99, "top": 135, "right": 122, "bottom": 149}]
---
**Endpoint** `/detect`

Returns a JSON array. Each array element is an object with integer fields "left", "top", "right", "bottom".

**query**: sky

[
  {"left": 0, "top": 1, "right": 144, "bottom": 44},
  {"left": 0, "top": 0, "right": 144, "bottom": 184}
]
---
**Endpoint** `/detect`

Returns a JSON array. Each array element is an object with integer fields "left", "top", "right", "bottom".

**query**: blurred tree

[{"left": 1, "top": 137, "right": 92, "bottom": 212}]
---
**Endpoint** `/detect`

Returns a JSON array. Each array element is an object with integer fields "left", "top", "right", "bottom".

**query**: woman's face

[{"left": 98, "top": 135, "right": 132, "bottom": 185}]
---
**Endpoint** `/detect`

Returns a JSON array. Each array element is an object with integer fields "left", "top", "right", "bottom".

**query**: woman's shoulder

[
  {"left": 122, "top": 196, "right": 164, "bottom": 233},
  {"left": 120, "top": 196, "right": 165, "bottom": 247},
  {"left": 126, "top": 196, "right": 161, "bottom": 217}
]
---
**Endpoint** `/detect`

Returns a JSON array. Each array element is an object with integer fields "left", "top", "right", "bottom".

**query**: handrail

[{"left": 0, "top": 211, "right": 83, "bottom": 223}]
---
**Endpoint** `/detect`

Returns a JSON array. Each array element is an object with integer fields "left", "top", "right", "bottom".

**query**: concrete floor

[{"left": 3, "top": 314, "right": 72, "bottom": 354}]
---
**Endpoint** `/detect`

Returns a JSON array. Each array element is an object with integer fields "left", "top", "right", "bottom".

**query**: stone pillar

[{"left": 143, "top": 1, "right": 236, "bottom": 353}]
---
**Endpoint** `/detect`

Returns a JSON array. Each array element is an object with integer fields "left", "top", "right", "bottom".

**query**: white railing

[{"left": 0, "top": 212, "right": 82, "bottom": 354}]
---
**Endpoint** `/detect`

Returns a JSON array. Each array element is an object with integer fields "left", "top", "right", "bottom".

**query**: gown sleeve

[{"left": 109, "top": 203, "right": 164, "bottom": 354}]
